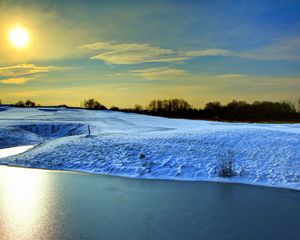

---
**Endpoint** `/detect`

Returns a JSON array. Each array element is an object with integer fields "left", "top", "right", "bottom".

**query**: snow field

[{"left": 0, "top": 106, "right": 299, "bottom": 190}]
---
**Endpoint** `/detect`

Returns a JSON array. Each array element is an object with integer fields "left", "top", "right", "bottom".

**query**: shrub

[
  {"left": 25, "top": 99, "right": 36, "bottom": 107},
  {"left": 217, "top": 150, "right": 237, "bottom": 177},
  {"left": 82, "top": 99, "right": 107, "bottom": 110},
  {"left": 110, "top": 106, "right": 119, "bottom": 111},
  {"left": 15, "top": 100, "right": 25, "bottom": 107},
  {"left": 134, "top": 104, "right": 143, "bottom": 111}
]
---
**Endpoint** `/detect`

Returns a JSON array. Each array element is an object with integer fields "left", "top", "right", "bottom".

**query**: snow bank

[
  {"left": 16, "top": 123, "right": 87, "bottom": 138},
  {"left": 0, "top": 126, "right": 43, "bottom": 148},
  {"left": 0, "top": 107, "right": 300, "bottom": 190}
]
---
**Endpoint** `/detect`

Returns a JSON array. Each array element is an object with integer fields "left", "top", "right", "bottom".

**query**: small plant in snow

[
  {"left": 141, "top": 158, "right": 154, "bottom": 173},
  {"left": 217, "top": 150, "right": 237, "bottom": 177}
]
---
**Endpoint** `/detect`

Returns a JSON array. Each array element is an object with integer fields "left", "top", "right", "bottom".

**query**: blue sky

[{"left": 0, "top": 0, "right": 300, "bottom": 107}]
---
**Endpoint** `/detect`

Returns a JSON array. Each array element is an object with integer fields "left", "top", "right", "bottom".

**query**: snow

[{"left": 0, "top": 106, "right": 300, "bottom": 190}]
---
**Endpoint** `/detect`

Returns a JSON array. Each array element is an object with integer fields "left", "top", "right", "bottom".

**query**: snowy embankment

[{"left": 0, "top": 106, "right": 300, "bottom": 190}]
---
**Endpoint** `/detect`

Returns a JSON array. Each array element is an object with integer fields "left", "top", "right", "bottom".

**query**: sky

[{"left": 0, "top": 0, "right": 300, "bottom": 108}]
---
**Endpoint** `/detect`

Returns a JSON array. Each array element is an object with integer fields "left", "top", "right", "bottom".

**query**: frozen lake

[{"left": 0, "top": 166, "right": 299, "bottom": 240}]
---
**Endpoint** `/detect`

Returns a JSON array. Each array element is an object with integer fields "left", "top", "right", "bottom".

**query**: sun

[{"left": 8, "top": 26, "right": 30, "bottom": 49}]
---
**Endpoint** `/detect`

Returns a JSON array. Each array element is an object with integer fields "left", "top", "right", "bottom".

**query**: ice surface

[
  {"left": 0, "top": 107, "right": 299, "bottom": 190},
  {"left": 0, "top": 145, "right": 34, "bottom": 158}
]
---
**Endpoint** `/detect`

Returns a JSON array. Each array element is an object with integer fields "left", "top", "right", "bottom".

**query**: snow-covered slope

[{"left": 0, "top": 106, "right": 300, "bottom": 190}]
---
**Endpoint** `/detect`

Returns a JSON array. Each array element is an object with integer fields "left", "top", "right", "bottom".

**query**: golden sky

[{"left": 1, "top": 0, "right": 300, "bottom": 108}]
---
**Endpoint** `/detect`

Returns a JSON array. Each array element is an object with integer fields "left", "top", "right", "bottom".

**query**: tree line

[
  {"left": 1, "top": 97, "right": 300, "bottom": 122},
  {"left": 117, "top": 98, "right": 300, "bottom": 122},
  {"left": 0, "top": 99, "right": 37, "bottom": 107}
]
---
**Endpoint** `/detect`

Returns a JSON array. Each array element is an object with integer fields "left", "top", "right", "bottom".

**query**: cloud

[
  {"left": 0, "top": 63, "right": 57, "bottom": 84},
  {"left": 214, "top": 74, "right": 245, "bottom": 79},
  {"left": 237, "top": 37, "right": 300, "bottom": 61},
  {"left": 80, "top": 37, "right": 300, "bottom": 66},
  {"left": 179, "top": 49, "right": 232, "bottom": 57},
  {"left": 129, "top": 67, "right": 247, "bottom": 82},
  {"left": 0, "top": 64, "right": 55, "bottom": 77},
  {"left": 130, "top": 67, "right": 187, "bottom": 80},
  {"left": 80, "top": 41, "right": 182, "bottom": 64},
  {"left": 0, "top": 77, "right": 33, "bottom": 84},
  {"left": 82, "top": 36, "right": 300, "bottom": 65},
  {"left": 106, "top": 67, "right": 247, "bottom": 83},
  {"left": 90, "top": 53, "right": 187, "bottom": 65},
  {"left": 80, "top": 41, "right": 229, "bottom": 64},
  {"left": 129, "top": 67, "right": 297, "bottom": 92}
]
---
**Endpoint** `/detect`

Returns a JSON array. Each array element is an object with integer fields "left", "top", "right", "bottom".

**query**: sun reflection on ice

[
  {"left": 0, "top": 167, "right": 47, "bottom": 239},
  {"left": 0, "top": 145, "right": 34, "bottom": 158}
]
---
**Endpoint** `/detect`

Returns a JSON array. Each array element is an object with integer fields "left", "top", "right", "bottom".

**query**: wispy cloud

[
  {"left": 130, "top": 67, "right": 187, "bottom": 80},
  {"left": 0, "top": 77, "right": 34, "bottom": 84},
  {"left": 179, "top": 49, "right": 232, "bottom": 57},
  {"left": 0, "top": 64, "right": 55, "bottom": 76},
  {"left": 128, "top": 66, "right": 298, "bottom": 89},
  {"left": 81, "top": 37, "right": 300, "bottom": 65},
  {"left": 0, "top": 63, "right": 58, "bottom": 84},
  {"left": 80, "top": 41, "right": 182, "bottom": 64},
  {"left": 234, "top": 37, "right": 300, "bottom": 61},
  {"left": 129, "top": 67, "right": 248, "bottom": 82},
  {"left": 80, "top": 41, "right": 229, "bottom": 64},
  {"left": 214, "top": 74, "right": 245, "bottom": 79}
]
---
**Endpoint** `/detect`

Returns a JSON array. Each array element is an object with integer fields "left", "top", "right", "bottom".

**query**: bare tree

[{"left": 147, "top": 98, "right": 191, "bottom": 112}]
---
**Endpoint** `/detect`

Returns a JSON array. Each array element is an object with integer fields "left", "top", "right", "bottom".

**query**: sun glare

[{"left": 8, "top": 26, "right": 30, "bottom": 49}]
